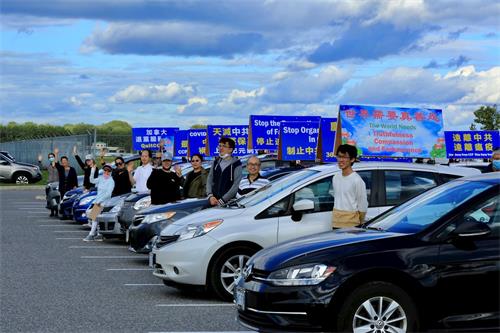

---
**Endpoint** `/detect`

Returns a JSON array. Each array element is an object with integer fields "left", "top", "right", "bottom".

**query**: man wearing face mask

[
  {"left": 46, "top": 152, "right": 59, "bottom": 217},
  {"left": 206, "top": 137, "right": 243, "bottom": 206},
  {"left": 147, "top": 152, "right": 183, "bottom": 205},
  {"left": 486, "top": 149, "right": 500, "bottom": 172}
]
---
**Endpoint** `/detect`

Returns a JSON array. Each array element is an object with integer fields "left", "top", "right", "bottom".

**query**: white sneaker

[
  {"left": 94, "top": 234, "right": 104, "bottom": 241},
  {"left": 83, "top": 235, "right": 95, "bottom": 242}
]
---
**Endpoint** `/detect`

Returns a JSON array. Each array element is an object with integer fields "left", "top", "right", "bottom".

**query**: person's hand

[
  {"left": 100, "top": 148, "right": 105, "bottom": 157},
  {"left": 54, "top": 148, "right": 59, "bottom": 155},
  {"left": 209, "top": 196, "right": 219, "bottom": 206},
  {"left": 73, "top": 145, "right": 77, "bottom": 155},
  {"left": 174, "top": 165, "right": 182, "bottom": 177},
  {"left": 159, "top": 139, "right": 165, "bottom": 150},
  {"left": 38, "top": 154, "right": 42, "bottom": 162},
  {"left": 126, "top": 161, "right": 134, "bottom": 173}
]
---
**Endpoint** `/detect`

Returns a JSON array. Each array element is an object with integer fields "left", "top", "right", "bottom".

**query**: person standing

[
  {"left": 147, "top": 152, "right": 183, "bottom": 205},
  {"left": 127, "top": 150, "right": 153, "bottom": 193},
  {"left": 236, "top": 156, "right": 270, "bottom": 198},
  {"left": 182, "top": 153, "right": 208, "bottom": 198},
  {"left": 84, "top": 164, "right": 115, "bottom": 241},
  {"left": 331, "top": 144, "right": 368, "bottom": 228},
  {"left": 111, "top": 156, "right": 132, "bottom": 196},
  {"left": 53, "top": 148, "right": 78, "bottom": 218},
  {"left": 46, "top": 152, "right": 60, "bottom": 217},
  {"left": 206, "top": 137, "right": 243, "bottom": 206},
  {"left": 486, "top": 149, "right": 500, "bottom": 172},
  {"left": 73, "top": 146, "right": 99, "bottom": 191}
]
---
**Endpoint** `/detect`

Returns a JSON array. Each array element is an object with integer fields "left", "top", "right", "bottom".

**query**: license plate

[
  {"left": 148, "top": 253, "right": 156, "bottom": 268},
  {"left": 125, "top": 229, "right": 129, "bottom": 243},
  {"left": 235, "top": 288, "right": 246, "bottom": 311}
]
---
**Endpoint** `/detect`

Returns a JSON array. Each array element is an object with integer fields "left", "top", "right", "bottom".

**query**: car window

[
  {"left": 260, "top": 161, "right": 278, "bottom": 170},
  {"left": 293, "top": 176, "right": 334, "bottom": 213},
  {"left": 368, "top": 180, "right": 495, "bottom": 234},
  {"left": 438, "top": 195, "right": 499, "bottom": 239},
  {"left": 358, "top": 170, "right": 372, "bottom": 204},
  {"left": 257, "top": 196, "right": 290, "bottom": 219},
  {"left": 384, "top": 170, "right": 436, "bottom": 205},
  {"left": 439, "top": 173, "right": 461, "bottom": 184}
]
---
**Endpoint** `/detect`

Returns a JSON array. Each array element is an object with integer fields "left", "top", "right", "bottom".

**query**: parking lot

[{"left": 0, "top": 189, "right": 247, "bottom": 333}]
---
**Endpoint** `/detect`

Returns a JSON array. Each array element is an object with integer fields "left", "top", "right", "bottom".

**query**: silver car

[{"left": 0, "top": 152, "right": 42, "bottom": 184}]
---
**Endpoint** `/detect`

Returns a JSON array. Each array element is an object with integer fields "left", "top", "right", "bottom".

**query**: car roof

[
  {"left": 307, "top": 161, "right": 481, "bottom": 176},
  {"left": 457, "top": 172, "right": 500, "bottom": 184}
]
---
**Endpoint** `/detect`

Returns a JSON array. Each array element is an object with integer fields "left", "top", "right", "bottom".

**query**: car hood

[
  {"left": 102, "top": 193, "right": 128, "bottom": 207},
  {"left": 251, "top": 228, "right": 403, "bottom": 271},
  {"left": 14, "top": 162, "right": 37, "bottom": 168},
  {"left": 160, "top": 206, "right": 245, "bottom": 235},
  {"left": 124, "top": 192, "right": 150, "bottom": 202},
  {"left": 139, "top": 198, "right": 206, "bottom": 215}
]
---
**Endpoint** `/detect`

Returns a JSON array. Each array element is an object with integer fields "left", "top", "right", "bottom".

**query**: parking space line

[
  {"left": 18, "top": 208, "right": 47, "bottom": 210},
  {"left": 69, "top": 246, "right": 121, "bottom": 249},
  {"left": 39, "top": 224, "right": 75, "bottom": 227},
  {"left": 107, "top": 268, "right": 153, "bottom": 271},
  {"left": 124, "top": 283, "right": 163, "bottom": 286},
  {"left": 81, "top": 256, "right": 144, "bottom": 259},
  {"left": 155, "top": 304, "right": 234, "bottom": 307},
  {"left": 56, "top": 238, "right": 84, "bottom": 240},
  {"left": 149, "top": 332, "right": 249, "bottom": 333},
  {"left": 54, "top": 230, "right": 88, "bottom": 233}
]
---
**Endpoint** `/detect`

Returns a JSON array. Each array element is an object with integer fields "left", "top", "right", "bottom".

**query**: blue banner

[
  {"left": 319, "top": 118, "right": 337, "bottom": 162},
  {"left": 445, "top": 131, "right": 499, "bottom": 158},
  {"left": 207, "top": 125, "right": 250, "bottom": 157},
  {"left": 132, "top": 127, "right": 178, "bottom": 152},
  {"left": 339, "top": 105, "right": 445, "bottom": 158},
  {"left": 174, "top": 130, "right": 189, "bottom": 158},
  {"left": 249, "top": 115, "right": 321, "bottom": 150},
  {"left": 280, "top": 121, "right": 320, "bottom": 161},
  {"left": 187, "top": 129, "right": 207, "bottom": 157}
]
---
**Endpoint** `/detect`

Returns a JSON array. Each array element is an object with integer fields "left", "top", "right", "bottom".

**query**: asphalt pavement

[{"left": 0, "top": 189, "right": 249, "bottom": 333}]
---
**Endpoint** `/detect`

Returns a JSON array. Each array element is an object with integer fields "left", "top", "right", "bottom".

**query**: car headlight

[
  {"left": 142, "top": 211, "right": 176, "bottom": 224},
  {"left": 79, "top": 196, "right": 96, "bottom": 206},
  {"left": 134, "top": 197, "right": 151, "bottom": 210},
  {"left": 266, "top": 264, "right": 336, "bottom": 286},
  {"left": 63, "top": 193, "right": 75, "bottom": 200},
  {"left": 110, "top": 201, "right": 124, "bottom": 213},
  {"left": 174, "top": 219, "right": 223, "bottom": 241}
]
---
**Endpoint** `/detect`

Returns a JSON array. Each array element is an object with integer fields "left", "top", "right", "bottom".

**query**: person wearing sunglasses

[
  {"left": 206, "top": 137, "right": 243, "bottom": 206},
  {"left": 182, "top": 153, "right": 208, "bottom": 199},
  {"left": 111, "top": 156, "right": 132, "bottom": 196},
  {"left": 84, "top": 164, "right": 115, "bottom": 241}
]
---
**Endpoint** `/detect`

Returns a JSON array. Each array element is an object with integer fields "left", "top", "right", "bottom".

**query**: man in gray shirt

[{"left": 206, "top": 137, "right": 243, "bottom": 206}]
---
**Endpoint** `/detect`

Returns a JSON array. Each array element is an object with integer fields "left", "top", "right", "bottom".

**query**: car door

[
  {"left": 379, "top": 169, "right": 438, "bottom": 214},
  {"left": 0, "top": 155, "right": 11, "bottom": 180},
  {"left": 433, "top": 191, "right": 500, "bottom": 328},
  {"left": 276, "top": 170, "right": 376, "bottom": 243}
]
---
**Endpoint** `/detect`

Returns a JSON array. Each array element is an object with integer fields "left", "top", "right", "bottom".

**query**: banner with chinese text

[
  {"left": 318, "top": 118, "right": 337, "bottom": 162},
  {"left": 279, "top": 121, "right": 320, "bottom": 161},
  {"left": 339, "top": 105, "right": 445, "bottom": 158},
  {"left": 206, "top": 125, "right": 250, "bottom": 157},
  {"left": 174, "top": 130, "right": 189, "bottom": 158},
  {"left": 249, "top": 115, "right": 321, "bottom": 150},
  {"left": 131, "top": 127, "right": 178, "bottom": 152},
  {"left": 187, "top": 129, "right": 207, "bottom": 157},
  {"left": 444, "top": 131, "right": 499, "bottom": 158}
]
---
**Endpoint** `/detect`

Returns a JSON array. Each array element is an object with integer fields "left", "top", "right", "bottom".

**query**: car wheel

[
  {"left": 209, "top": 246, "right": 255, "bottom": 301},
  {"left": 335, "top": 281, "right": 419, "bottom": 333},
  {"left": 14, "top": 173, "right": 31, "bottom": 184}
]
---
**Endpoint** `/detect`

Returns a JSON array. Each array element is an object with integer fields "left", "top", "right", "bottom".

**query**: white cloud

[
  {"left": 109, "top": 82, "right": 195, "bottom": 104},
  {"left": 66, "top": 93, "right": 93, "bottom": 107},
  {"left": 177, "top": 96, "right": 208, "bottom": 113}
]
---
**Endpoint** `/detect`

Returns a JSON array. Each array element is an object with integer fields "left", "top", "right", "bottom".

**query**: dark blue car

[
  {"left": 236, "top": 173, "right": 499, "bottom": 332},
  {"left": 72, "top": 190, "right": 97, "bottom": 224},
  {"left": 59, "top": 187, "right": 83, "bottom": 219}
]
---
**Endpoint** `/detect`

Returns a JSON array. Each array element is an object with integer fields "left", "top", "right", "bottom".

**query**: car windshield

[
  {"left": 367, "top": 180, "right": 495, "bottom": 234},
  {"left": 237, "top": 170, "right": 319, "bottom": 208}
]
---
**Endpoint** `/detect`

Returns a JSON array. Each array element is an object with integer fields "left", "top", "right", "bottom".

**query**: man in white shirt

[
  {"left": 331, "top": 144, "right": 368, "bottom": 228},
  {"left": 128, "top": 150, "right": 153, "bottom": 193}
]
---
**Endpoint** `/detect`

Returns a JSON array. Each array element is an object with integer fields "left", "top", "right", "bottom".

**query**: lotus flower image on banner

[{"left": 339, "top": 105, "right": 445, "bottom": 158}]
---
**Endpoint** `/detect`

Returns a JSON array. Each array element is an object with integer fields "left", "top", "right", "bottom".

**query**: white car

[{"left": 151, "top": 162, "right": 480, "bottom": 300}]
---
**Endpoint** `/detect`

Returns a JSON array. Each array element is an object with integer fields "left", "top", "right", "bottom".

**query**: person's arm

[
  {"left": 146, "top": 169, "right": 156, "bottom": 190},
  {"left": 356, "top": 177, "right": 368, "bottom": 223},
  {"left": 206, "top": 160, "right": 215, "bottom": 197},
  {"left": 221, "top": 163, "right": 243, "bottom": 203},
  {"left": 74, "top": 154, "right": 86, "bottom": 170},
  {"left": 71, "top": 168, "right": 78, "bottom": 189},
  {"left": 127, "top": 162, "right": 136, "bottom": 185},
  {"left": 89, "top": 167, "right": 99, "bottom": 185}
]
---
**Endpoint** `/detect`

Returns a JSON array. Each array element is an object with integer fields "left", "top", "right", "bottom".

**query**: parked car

[
  {"left": 59, "top": 187, "right": 84, "bottom": 219},
  {"left": 235, "top": 173, "right": 499, "bottom": 332},
  {"left": 0, "top": 152, "right": 42, "bottom": 184},
  {"left": 95, "top": 194, "right": 132, "bottom": 238},
  {"left": 151, "top": 162, "right": 480, "bottom": 300},
  {"left": 72, "top": 190, "right": 97, "bottom": 223},
  {"left": 129, "top": 165, "right": 306, "bottom": 253}
]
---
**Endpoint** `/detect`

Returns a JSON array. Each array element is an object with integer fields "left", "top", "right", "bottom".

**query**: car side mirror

[
  {"left": 291, "top": 199, "right": 314, "bottom": 222},
  {"left": 451, "top": 219, "right": 491, "bottom": 239}
]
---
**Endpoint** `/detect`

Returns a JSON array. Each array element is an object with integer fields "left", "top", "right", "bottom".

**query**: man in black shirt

[
  {"left": 147, "top": 152, "right": 183, "bottom": 205},
  {"left": 112, "top": 156, "right": 132, "bottom": 196}
]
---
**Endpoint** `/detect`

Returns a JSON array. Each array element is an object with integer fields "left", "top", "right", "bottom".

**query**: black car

[{"left": 236, "top": 173, "right": 499, "bottom": 332}]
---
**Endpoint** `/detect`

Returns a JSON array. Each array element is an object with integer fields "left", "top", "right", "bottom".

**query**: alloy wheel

[
  {"left": 353, "top": 296, "right": 407, "bottom": 333},
  {"left": 219, "top": 254, "right": 250, "bottom": 295},
  {"left": 15, "top": 175, "right": 29, "bottom": 184}
]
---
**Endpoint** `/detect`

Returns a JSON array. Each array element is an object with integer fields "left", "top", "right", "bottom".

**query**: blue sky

[{"left": 1, "top": 0, "right": 499, "bottom": 130}]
